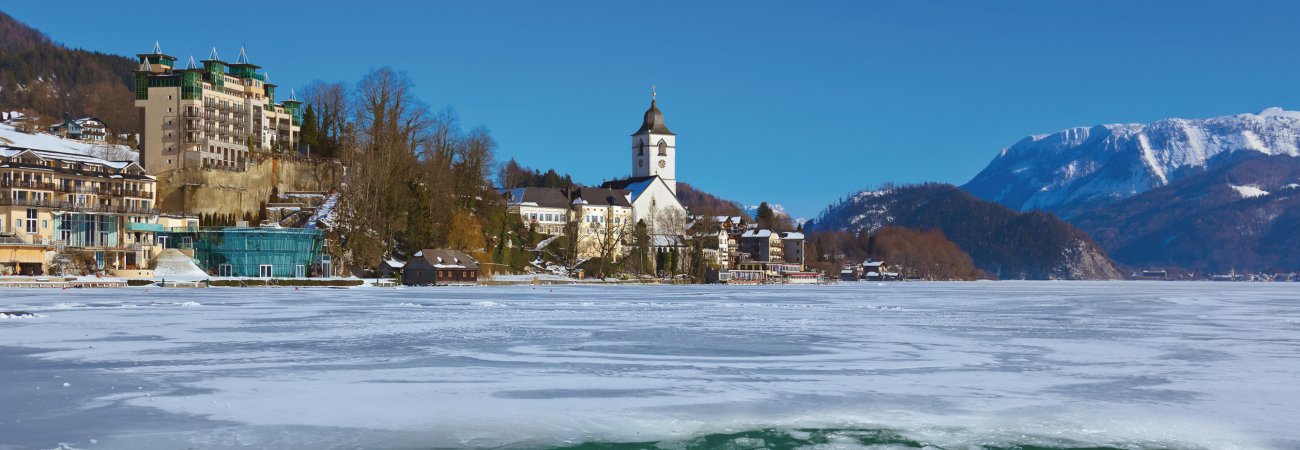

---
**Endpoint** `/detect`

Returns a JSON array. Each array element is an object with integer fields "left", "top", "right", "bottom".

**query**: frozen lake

[{"left": 1, "top": 282, "right": 1298, "bottom": 449}]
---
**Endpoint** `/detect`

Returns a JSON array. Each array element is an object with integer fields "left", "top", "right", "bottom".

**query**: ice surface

[{"left": 0, "top": 282, "right": 1298, "bottom": 449}]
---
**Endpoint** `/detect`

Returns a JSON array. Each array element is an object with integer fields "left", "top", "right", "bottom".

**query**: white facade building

[
  {"left": 602, "top": 95, "right": 687, "bottom": 233},
  {"left": 630, "top": 94, "right": 677, "bottom": 196}
]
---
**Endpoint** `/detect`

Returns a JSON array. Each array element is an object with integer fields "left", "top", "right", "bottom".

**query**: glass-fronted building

[{"left": 158, "top": 227, "right": 324, "bottom": 278}]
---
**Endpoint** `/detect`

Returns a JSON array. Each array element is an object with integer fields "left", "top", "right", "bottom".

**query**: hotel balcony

[
  {"left": 1, "top": 179, "right": 57, "bottom": 190},
  {"left": 0, "top": 197, "right": 158, "bottom": 215}
]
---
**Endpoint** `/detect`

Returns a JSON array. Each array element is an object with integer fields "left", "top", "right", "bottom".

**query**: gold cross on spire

[{"left": 652, "top": 85, "right": 656, "bottom": 100}]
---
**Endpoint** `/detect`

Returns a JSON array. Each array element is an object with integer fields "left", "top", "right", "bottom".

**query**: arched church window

[{"left": 657, "top": 140, "right": 667, "bottom": 156}]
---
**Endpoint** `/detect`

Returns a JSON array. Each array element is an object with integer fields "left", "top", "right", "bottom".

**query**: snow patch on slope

[
  {"left": 0, "top": 123, "right": 136, "bottom": 160},
  {"left": 1230, "top": 184, "right": 1270, "bottom": 199}
]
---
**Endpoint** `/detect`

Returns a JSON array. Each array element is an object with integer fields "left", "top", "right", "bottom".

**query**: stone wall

[{"left": 156, "top": 158, "right": 342, "bottom": 216}]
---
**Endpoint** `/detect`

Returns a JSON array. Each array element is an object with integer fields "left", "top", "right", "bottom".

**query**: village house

[
  {"left": 570, "top": 187, "right": 635, "bottom": 259},
  {"left": 738, "top": 229, "right": 784, "bottom": 263},
  {"left": 49, "top": 117, "right": 109, "bottom": 142},
  {"left": 503, "top": 187, "right": 572, "bottom": 235},
  {"left": 780, "top": 231, "right": 805, "bottom": 267},
  {"left": 502, "top": 186, "right": 635, "bottom": 260},
  {"left": 402, "top": 249, "right": 480, "bottom": 286}
]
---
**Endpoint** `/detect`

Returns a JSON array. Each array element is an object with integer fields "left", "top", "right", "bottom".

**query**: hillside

[
  {"left": 0, "top": 11, "right": 139, "bottom": 135},
  {"left": 964, "top": 108, "right": 1300, "bottom": 219},
  {"left": 1072, "top": 153, "right": 1300, "bottom": 273},
  {"left": 806, "top": 183, "right": 1122, "bottom": 280},
  {"left": 0, "top": 121, "right": 135, "bottom": 159},
  {"left": 676, "top": 182, "right": 750, "bottom": 218}
]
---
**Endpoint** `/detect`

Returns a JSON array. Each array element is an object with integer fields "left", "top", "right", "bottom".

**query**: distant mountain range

[
  {"left": 964, "top": 108, "right": 1300, "bottom": 219},
  {"left": 964, "top": 108, "right": 1300, "bottom": 273},
  {"left": 806, "top": 184, "right": 1122, "bottom": 280}
]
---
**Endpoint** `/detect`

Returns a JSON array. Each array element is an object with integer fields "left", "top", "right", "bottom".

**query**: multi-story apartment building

[
  {"left": 0, "top": 147, "right": 160, "bottom": 275},
  {"left": 502, "top": 187, "right": 572, "bottom": 236},
  {"left": 502, "top": 186, "right": 634, "bottom": 259},
  {"left": 570, "top": 187, "right": 634, "bottom": 260},
  {"left": 134, "top": 44, "right": 302, "bottom": 174}
]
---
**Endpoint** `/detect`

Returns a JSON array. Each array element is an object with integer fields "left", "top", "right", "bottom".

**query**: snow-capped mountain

[
  {"left": 964, "top": 108, "right": 1300, "bottom": 218},
  {"left": 743, "top": 203, "right": 806, "bottom": 226}
]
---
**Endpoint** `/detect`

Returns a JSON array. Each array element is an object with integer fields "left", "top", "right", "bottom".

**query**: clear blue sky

[{"left": 7, "top": 1, "right": 1300, "bottom": 217}]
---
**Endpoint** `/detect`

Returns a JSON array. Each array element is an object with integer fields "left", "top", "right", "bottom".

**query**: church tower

[{"left": 631, "top": 91, "right": 677, "bottom": 195}]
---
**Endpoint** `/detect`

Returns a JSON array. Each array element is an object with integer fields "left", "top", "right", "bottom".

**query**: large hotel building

[
  {"left": 134, "top": 44, "right": 302, "bottom": 174},
  {"left": 0, "top": 147, "right": 161, "bottom": 275}
]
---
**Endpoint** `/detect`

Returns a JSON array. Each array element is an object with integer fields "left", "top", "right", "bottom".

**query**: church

[
  {"left": 599, "top": 93, "right": 687, "bottom": 231},
  {"left": 502, "top": 93, "right": 690, "bottom": 259}
]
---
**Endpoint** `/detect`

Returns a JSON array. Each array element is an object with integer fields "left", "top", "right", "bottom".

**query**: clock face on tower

[{"left": 658, "top": 160, "right": 666, "bottom": 168}]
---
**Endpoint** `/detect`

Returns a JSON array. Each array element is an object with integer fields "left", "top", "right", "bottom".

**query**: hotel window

[{"left": 25, "top": 209, "right": 37, "bottom": 234}]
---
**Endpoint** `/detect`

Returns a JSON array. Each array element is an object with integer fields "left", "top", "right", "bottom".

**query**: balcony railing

[
  {"left": 0, "top": 197, "right": 158, "bottom": 215},
  {"left": 1, "top": 179, "right": 57, "bottom": 190}
]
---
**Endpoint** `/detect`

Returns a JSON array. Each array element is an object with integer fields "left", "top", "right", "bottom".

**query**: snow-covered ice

[{"left": 0, "top": 282, "right": 1298, "bottom": 449}]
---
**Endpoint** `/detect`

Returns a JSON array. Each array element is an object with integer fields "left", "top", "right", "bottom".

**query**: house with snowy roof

[
  {"left": 402, "top": 249, "right": 480, "bottom": 286},
  {"left": 503, "top": 187, "right": 573, "bottom": 235},
  {"left": 49, "top": 117, "right": 108, "bottom": 142},
  {"left": 501, "top": 186, "right": 635, "bottom": 260}
]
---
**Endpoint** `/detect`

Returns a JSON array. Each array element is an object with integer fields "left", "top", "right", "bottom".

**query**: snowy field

[{"left": 1, "top": 282, "right": 1298, "bottom": 449}]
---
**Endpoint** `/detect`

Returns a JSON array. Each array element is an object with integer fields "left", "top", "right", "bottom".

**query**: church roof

[{"left": 632, "top": 99, "right": 675, "bottom": 136}]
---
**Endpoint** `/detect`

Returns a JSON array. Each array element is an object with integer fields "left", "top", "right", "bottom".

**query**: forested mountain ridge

[
  {"left": 1072, "top": 152, "right": 1300, "bottom": 273},
  {"left": 0, "top": 11, "right": 139, "bottom": 135},
  {"left": 806, "top": 183, "right": 1122, "bottom": 280}
]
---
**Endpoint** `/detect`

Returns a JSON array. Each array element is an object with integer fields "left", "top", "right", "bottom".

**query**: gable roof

[
  {"left": 0, "top": 146, "right": 154, "bottom": 180},
  {"left": 410, "top": 249, "right": 480, "bottom": 270},
  {"left": 503, "top": 187, "right": 570, "bottom": 209},
  {"left": 570, "top": 187, "right": 632, "bottom": 207}
]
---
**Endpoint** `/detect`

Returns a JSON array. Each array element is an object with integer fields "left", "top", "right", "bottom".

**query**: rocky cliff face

[
  {"left": 157, "top": 158, "right": 343, "bottom": 215},
  {"left": 964, "top": 108, "right": 1300, "bottom": 218},
  {"left": 807, "top": 184, "right": 1122, "bottom": 280}
]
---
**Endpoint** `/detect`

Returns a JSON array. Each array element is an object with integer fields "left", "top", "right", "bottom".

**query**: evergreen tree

[
  {"left": 633, "top": 219, "right": 650, "bottom": 275},
  {"left": 756, "top": 202, "right": 776, "bottom": 230},
  {"left": 300, "top": 105, "right": 321, "bottom": 157}
]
